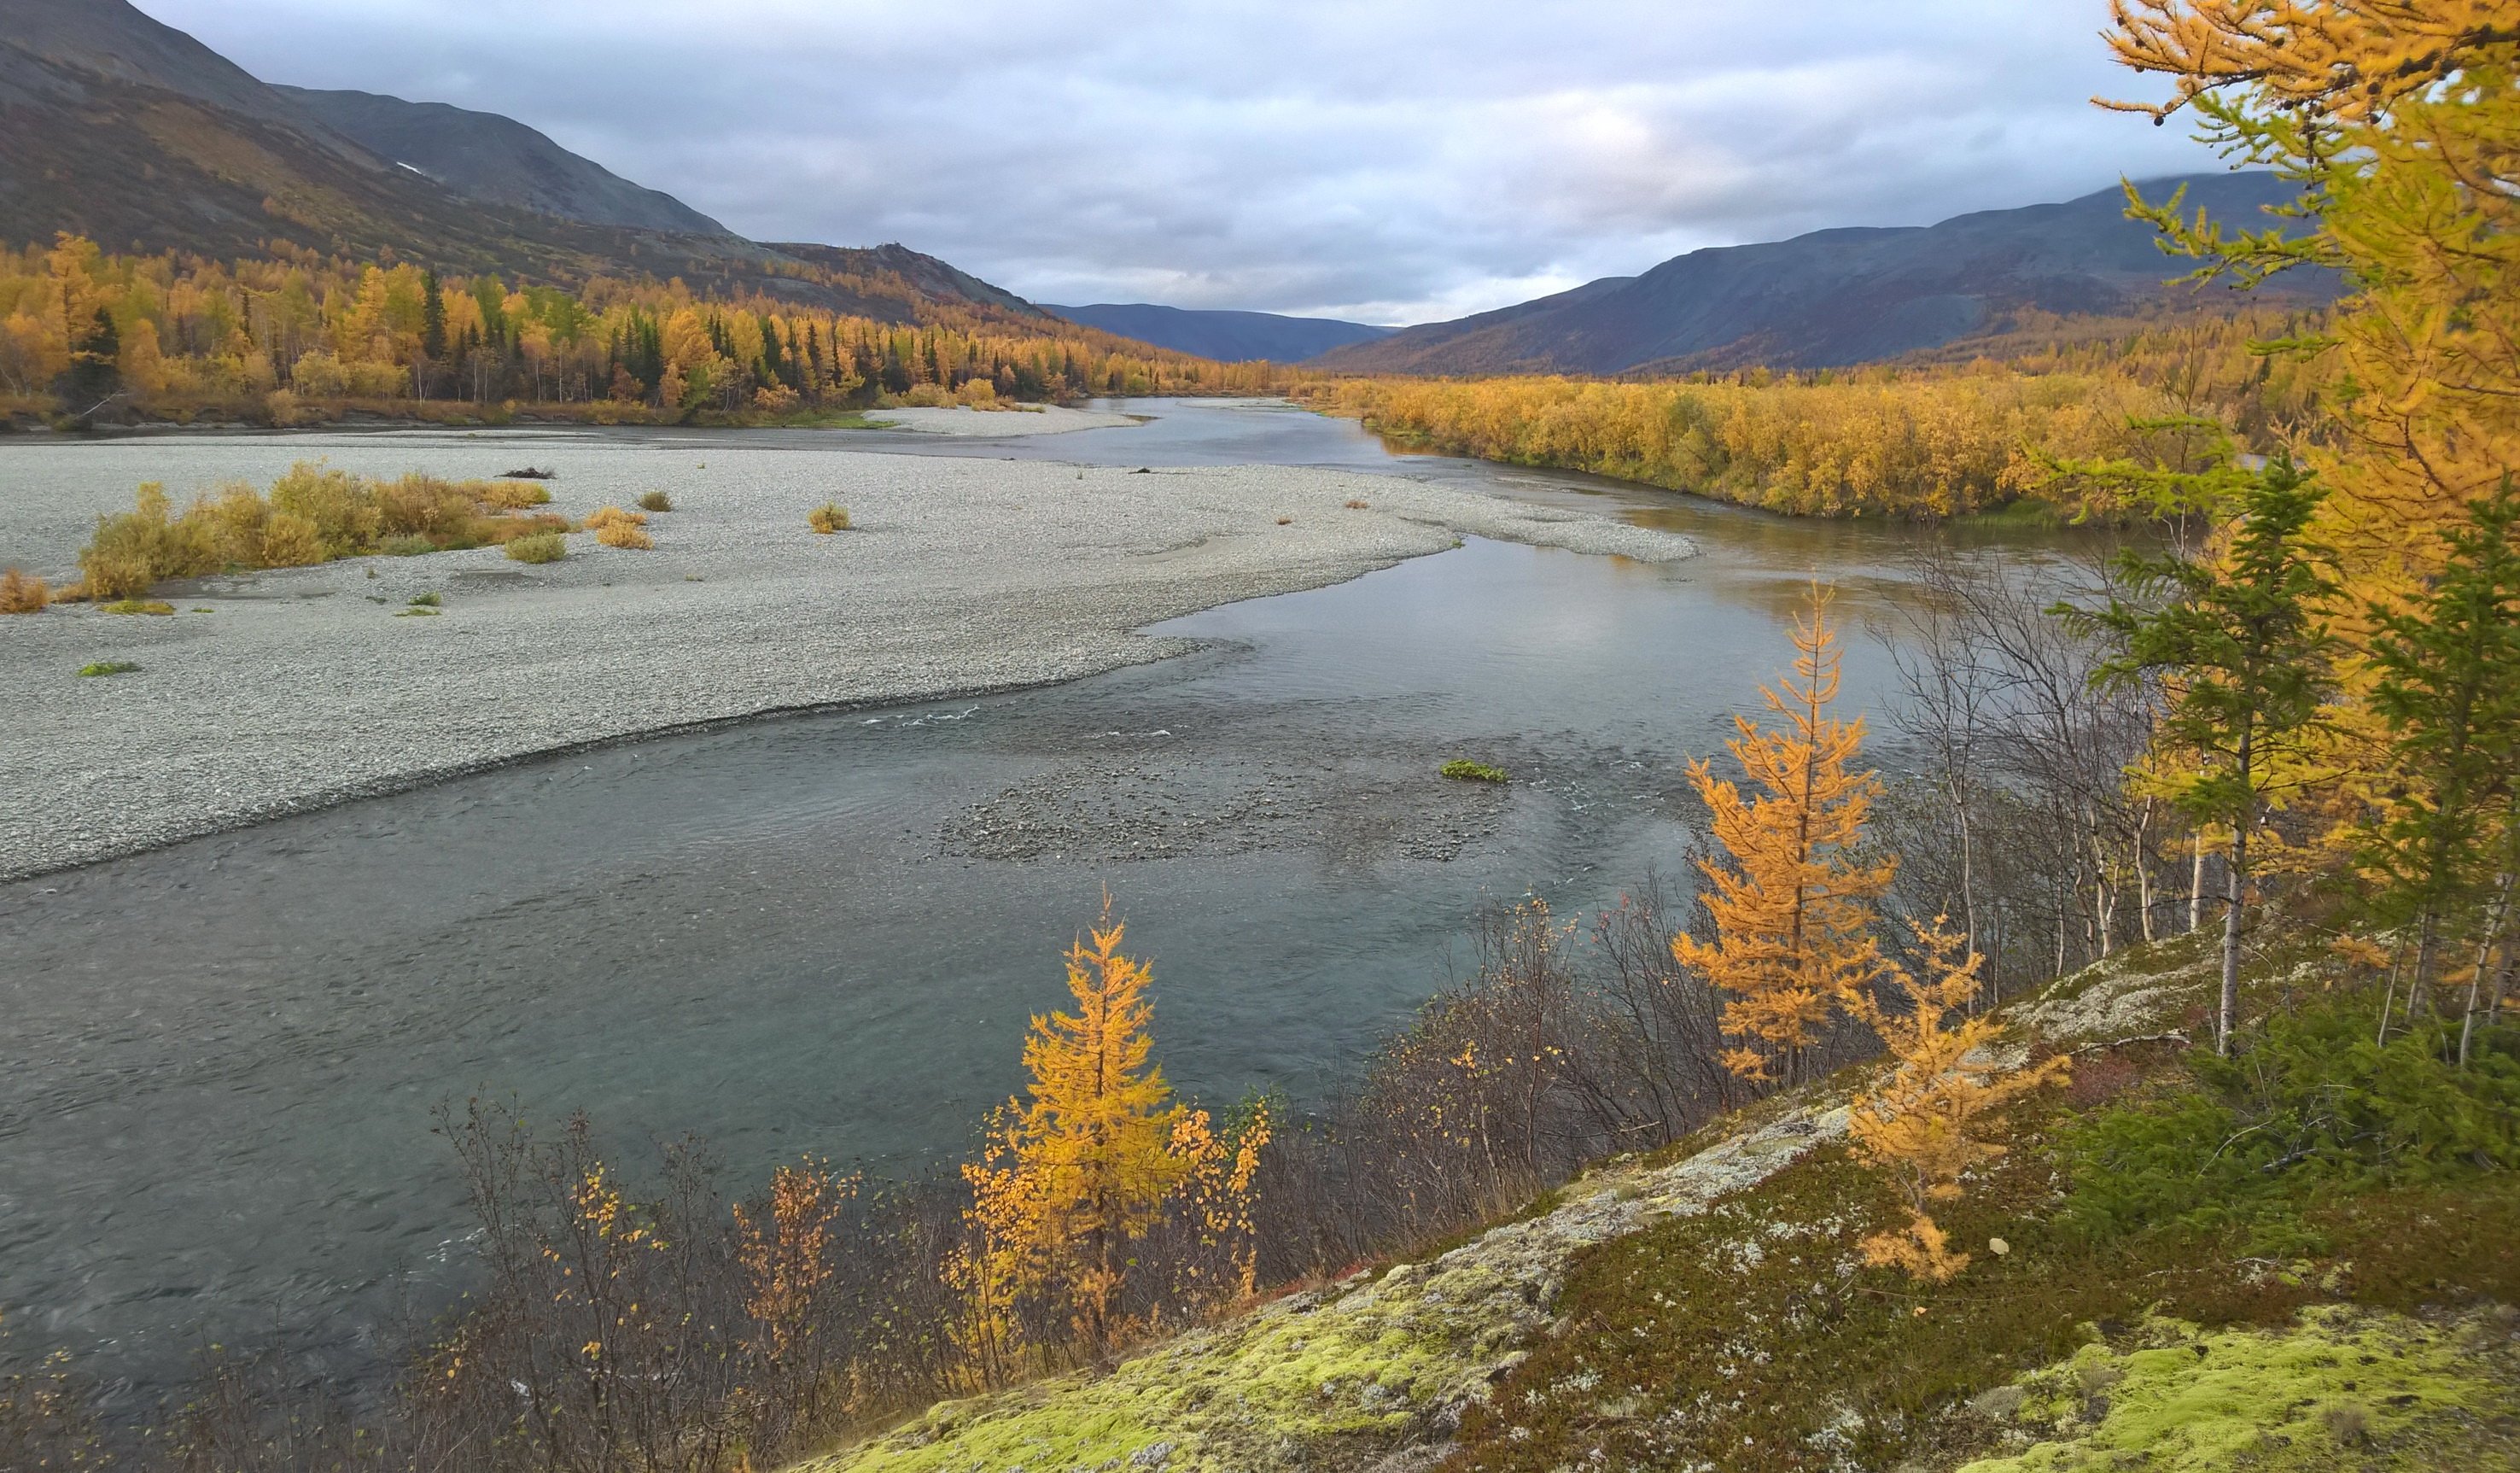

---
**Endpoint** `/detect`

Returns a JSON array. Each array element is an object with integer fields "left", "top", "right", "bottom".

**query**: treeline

[
  {"left": 0, "top": 236, "right": 1277, "bottom": 425},
  {"left": 1295, "top": 307, "right": 2329, "bottom": 518}
]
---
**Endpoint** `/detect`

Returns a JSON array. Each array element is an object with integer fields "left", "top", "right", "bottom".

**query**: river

[{"left": 0, "top": 398, "right": 2048, "bottom": 1399}]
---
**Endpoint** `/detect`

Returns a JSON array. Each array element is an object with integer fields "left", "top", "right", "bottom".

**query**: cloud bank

[{"left": 134, "top": 0, "right": 2220, "bottom": 324}]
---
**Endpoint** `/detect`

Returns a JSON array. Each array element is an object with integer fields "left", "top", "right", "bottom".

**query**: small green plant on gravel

[
  {"left": 394, "top": 607, "right": 440, "bottom": 618},
  {"left": 407, "top": 592, "right": 440, "bottom": 607},
  {"left": 102, "top": 599, "right": 175, "bottom": 616},
  {"left": 808, "top": 502, "right": 851, "bottom": 534},
  {"left": 505, "top": 533, "right": 566, "bottom": 564},
  {"left": 77, "top": 660, "right": 140, "bottom": 677},
  {"left": 1441, "top": 758, "right": 1508, "bottom": 784},
  {"left": 636, "top": 490, "right": 673, "bottom": 512}
]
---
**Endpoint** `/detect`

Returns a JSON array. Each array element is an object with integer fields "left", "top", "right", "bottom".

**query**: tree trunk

[
  {"left": 2462, "top": 871, "right": 2517, "bottom": 1067},
  {"left": 2190, "top": 833, "right": 2207, "bottom": 933},
  {"left": 2220, "top": 734, "right": 2251, "bottom": 1058}
]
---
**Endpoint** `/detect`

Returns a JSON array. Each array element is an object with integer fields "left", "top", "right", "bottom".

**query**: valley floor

[{"left": 0, "top": 444, "right": 1694, "bottom": 878}]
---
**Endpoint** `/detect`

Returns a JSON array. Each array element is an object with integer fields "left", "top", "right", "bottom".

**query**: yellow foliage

[
  {"left": 1847, "top": 917, "right": 2070, "bottom": 1282},
  {"left": 808, "top": 503, "right": 851, "bottom": 535},
  {"left": 0, "top": 567, "right": 50, "bottom": 613},
  {"left": 734, "top": 1160, "right": 855, "bottom": 1367},
  {"left": 1672, "top": 584, "right": 1896, "bottom": 1084},
  {"left": 956, "top": 905, "right": 1187, "bottom": 1360}
]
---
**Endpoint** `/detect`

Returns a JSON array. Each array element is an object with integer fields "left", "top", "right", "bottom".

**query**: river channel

[{"left": 1, "top": 398, "right": 2058, "bottom": 1398}]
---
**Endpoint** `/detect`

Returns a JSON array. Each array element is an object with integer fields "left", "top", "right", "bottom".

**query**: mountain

[
  {"left": 0, "top": 0, "right": 1037, "bottom": 324},
  {"left": 1313, "top": 172, "right": 2337, "bottom": 376},
  {"left": 274, "top": 86, "right": 730, "bottom": 237},
  {"left": 1044, "top": 303, "right": 1393, "bottom": 363}
]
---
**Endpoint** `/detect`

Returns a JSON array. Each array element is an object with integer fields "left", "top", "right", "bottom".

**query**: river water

[{"left": 0, "top": 398, "right": 2042, "bottom": 1397}]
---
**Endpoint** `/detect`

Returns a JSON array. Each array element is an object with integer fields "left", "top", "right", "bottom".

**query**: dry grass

[
  {"left": 597, "top": 522, "right": 655, "bottom": 550},
  {"left": 0, "top": 567, "right": 50, "bottom": 613},
  {"left": 808, "top": 503, "right": 851, "bottom": 534},
  {"left": 636, "top": 490, "right": 674, "bottom": 513}
]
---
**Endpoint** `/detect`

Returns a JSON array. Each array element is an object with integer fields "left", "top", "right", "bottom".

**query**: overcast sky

[{"left": 134, "top": 0, "right": 2217, "bottom": 325}]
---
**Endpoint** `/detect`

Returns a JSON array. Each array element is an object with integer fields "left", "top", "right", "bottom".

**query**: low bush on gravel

[
  {"left": 76, "top": 463, "right": 569, "bottom": 595},
  {"left": 0, "top": 567, "right": 48, "bottom": 612},
  {"left": 1441, "top": 758, "right": 1509, "bottom": 783},
  {"left": 586, "top": 506, "right": 655, "bottom": 550},
  {"left": 102, "top": 599, "right": 175, "bottom": 616},
  {"left": 77, "top": 659, "right": 140, "bottom": 677},
  {"left": 407, "top": 592, "right": 440, "bottom": 607},
  {"left": 636, "top": 490, "right": 674, "bottom": 512},
  {"left": 808, "top": 502, "right": 851, "bottom": 534},
  {"left": 505, "top": 533, "right": 567, "bottom": 564}
]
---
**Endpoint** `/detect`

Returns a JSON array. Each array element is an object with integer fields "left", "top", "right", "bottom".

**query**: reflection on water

[{"left": 0, "top": 400, "right": 2071, "bottom": 1395}]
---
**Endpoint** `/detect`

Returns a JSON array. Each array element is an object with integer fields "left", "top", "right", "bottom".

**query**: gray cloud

[{"left": 133, "top": 0, "right": 2218, "bottom": 324}]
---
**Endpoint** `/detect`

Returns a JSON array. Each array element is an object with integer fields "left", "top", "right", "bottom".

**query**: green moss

[
  {"left": 394, "top": 606, "right": 440, "bottom": 617},
  {"left": 406, "top": 591, "right": 441, "bottom": 607},
  {"left": 1958, "top": 1306, "right": 2520, "bottom": 1472},
  {"left": 76, "top": 659, "right": 140, "bottom": 677},
  {"left": 100, "top": 599, "right": 175, "bottom": 616},
  {"left": 1441, "top": 759, "right": 1508, "bottom": 784}
]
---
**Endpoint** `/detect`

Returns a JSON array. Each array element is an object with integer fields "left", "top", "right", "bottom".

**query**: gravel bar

[{"left": 0, "top": 448, "right": 1693, "bottom": 879}]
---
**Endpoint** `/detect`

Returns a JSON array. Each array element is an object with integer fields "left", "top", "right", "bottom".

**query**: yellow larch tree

[
  {"left": 1847, "top": 918, "right": 2071, "bottom": 1282},
  {"left": 956, "top": 903, "right": 1188, "bottom": 1361},
  {"left": 1674, "top": 583, "right": 1898, "bottom": 1085}
]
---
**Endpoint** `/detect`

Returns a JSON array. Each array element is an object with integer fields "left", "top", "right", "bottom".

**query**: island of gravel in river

[{"left": 1, "top": 445, "right": 1694, "bottom": 878}]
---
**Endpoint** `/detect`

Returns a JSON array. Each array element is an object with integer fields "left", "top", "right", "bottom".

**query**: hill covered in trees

[
  {"left": 0, "top": 0, "right": 1041, "bottom": 324},
  {"left": 1310, "top": 172, "right": 2339, "bottom": 376}
]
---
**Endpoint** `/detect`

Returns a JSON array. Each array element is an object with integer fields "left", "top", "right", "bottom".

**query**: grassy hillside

[{"left": 794, "top": 926, "right": 2520, "bottom": 1473}]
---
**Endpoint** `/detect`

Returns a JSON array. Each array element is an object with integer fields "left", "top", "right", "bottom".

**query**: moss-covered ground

[{"left": 790, "top": 926, "right": 2519, "bottom": 1473}]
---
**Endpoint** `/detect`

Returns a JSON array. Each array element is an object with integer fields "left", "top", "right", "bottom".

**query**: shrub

[
  {"left": 505, "top": 533, "right": 566, "bottom": 564},
  {"left": 583, "top": 506, "right": 648, "bottom": 532},
  {"left": 1441, "top": 758, "right": 1509, "bottom": 783},
  {"left": 407, "top": 592, "right": 440, "bottom": 607},
  {"left": 77, "top": 660, "right": 140, "bottom": 677},
  {"left": 376, "top": 474, "right": 480, "bottom": 539},
  {"left": 0, "top": 567, "right": 49, "bottom": 613},
  {"left": 258, "top": 511, "right": 327, "bottom": 568},
  {"left": 79, "top": 484, "right": 221, "bottom": 597},
  {"left": 270, "top": 461, "right": 382, "bottom": 556},
  {"left": 102, "top": 599, "right": 176, "bottom": 616},
  {"left": 477, "top": 481, "right": 554, "bottom": 510},
  {"left": 2061, "top": 1001, "right": 2520, "bottom": 1250},
  {"left": 201, "top": 484, "right": 269, "bottom": 562},
  {"left": 378, "top": 534, "right": 437, "bottom": 557},
  {"left": 636, "top": 490, "right": 674, "bottom": 513},
  {"left": 808, "top": 503, "right": 850, "bottom": 534},
  {"left": 596, "top": 521, "right": 654, "bottom": 550}
]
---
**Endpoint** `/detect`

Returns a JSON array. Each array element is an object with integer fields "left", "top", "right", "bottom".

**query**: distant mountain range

[
  {"left": 1311, "top": 172, "right": 2336, "bottom": 375},
  {"left": 0, "top": 0, "right": 1039, "bottom": 324},
  {"left": 1044, "top": 303, "right": 1392, "bottom": 363}
]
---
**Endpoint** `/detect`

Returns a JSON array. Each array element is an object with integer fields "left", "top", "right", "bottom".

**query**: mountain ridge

[
  {"left": 0, "top": 0, "right": 1040, "bottom": 326},
  {"left": 273, "top": 85, "right": 732, "bottom": 239},
  {"left": 1044, "top": 302, "right": 1393, "bottom": 363},
  {"left": 1312, "top": 171, "right": 2337, "bottom": 374}
]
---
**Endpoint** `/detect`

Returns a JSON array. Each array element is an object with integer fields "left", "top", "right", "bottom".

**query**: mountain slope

[
  {"left": 275, "top": 86, "right": 729, "bottom": 237},
  {"left": 1044, "top": 303, "right": 1392, "bottom": 362},
  {"left": 1315, "top": 172, "right": 2337, "bottom": 376},
  {"left": 0, "top": 0, "right": 1035, "bottom": 325}
]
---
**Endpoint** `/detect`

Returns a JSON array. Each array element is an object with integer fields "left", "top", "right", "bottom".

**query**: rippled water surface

[{"left": 0, "top": 399, "right": 2062, "bottom": 1393}]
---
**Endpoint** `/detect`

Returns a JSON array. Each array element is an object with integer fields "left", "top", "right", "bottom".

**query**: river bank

[{"left": 1, "top": 440, "right": 1693, "bottom": 879}]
